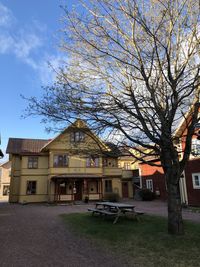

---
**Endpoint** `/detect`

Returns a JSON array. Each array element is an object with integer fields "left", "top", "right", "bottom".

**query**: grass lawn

[{"left": 61, "top": 213, "right": 200, "bottom": 267}]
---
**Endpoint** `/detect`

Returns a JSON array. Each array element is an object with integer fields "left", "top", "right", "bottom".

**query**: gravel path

[
  {"left": 0, "top": 200, "right": 199, "bottom": 267},
  {"left": 0, "top": 203, "right": 132, "bottom": 267}
]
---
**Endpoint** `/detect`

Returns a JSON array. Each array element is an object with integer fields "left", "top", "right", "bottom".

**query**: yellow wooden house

[{"left": 6, "top": 120, "right": 133, "bottom": 203}]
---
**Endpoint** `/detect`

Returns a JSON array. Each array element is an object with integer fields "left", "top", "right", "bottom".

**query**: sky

[{"left": 0, "top": 0, "right": 77, "bottom": 162}]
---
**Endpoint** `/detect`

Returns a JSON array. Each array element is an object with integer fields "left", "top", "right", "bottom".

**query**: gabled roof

[
  {"left": 6, "top": 120, "right": 122, "bottom": 157},
  {"left": 41, "top": 119, "right": 109, "bottom": 152},
  {"left": 6, "top": 138, "right": 50, "bottom": 155}
]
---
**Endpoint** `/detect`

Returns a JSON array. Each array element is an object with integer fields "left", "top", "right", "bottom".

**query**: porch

[{"left": 51, "top": 176, "right": 103, "bottom": 202}]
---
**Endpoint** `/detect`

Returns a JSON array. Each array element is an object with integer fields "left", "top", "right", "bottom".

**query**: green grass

[{"left": 61, "top": 213, "right": 200, "bottom": 267}]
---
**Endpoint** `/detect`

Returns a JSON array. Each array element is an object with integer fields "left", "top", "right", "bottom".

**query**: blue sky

[{"left": 0, "top": 0, "right": 76, "bottom": 162}]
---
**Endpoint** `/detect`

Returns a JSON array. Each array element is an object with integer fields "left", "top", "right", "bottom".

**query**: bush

[
  {"left": 139, "top": 189, "right": 155, "bottom": 201},
  {"left": 103, "top": 192, "right": 120, "bottom": 202}
]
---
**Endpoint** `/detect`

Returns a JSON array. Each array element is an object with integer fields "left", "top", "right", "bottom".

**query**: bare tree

[{"left": 25, "top": 0, "right": 200, "bottom": 235}]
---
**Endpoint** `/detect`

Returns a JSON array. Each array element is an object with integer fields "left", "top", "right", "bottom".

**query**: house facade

[
  {"left": 0, "top": 161, "right": 11, "bottom": 201},
  {"left": 139, "top": 109, "right": 200, "bottom": 206},
  {"left": 7, "top": 120, "right": 134, "bottom": 203}
]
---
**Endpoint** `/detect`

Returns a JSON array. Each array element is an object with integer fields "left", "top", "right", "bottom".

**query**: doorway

[
  {"left": 122, "top": 182, "right": 129, "bottom": 198},
  {"left": 74, "top": 181, "right": 82, "bottom": 201}
]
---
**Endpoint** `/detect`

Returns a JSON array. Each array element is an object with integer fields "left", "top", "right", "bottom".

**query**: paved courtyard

[{"left": 0, "top": 200, "right": 199, "bottom": 267}]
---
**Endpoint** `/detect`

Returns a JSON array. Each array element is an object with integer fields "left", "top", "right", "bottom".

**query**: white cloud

[
  {"left": 0, "top": 2, "right": 14, "bottom": 27},
  {"left": 0, "top": 2, "right": 64, "bottom": 86},
  {"left": 0, "top": 33, "right": 13, "bottom": 53}
]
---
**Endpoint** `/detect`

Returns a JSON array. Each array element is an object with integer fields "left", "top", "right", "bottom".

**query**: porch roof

[{"left": 51, "top": 174, "right": 103, "bottom": 180}]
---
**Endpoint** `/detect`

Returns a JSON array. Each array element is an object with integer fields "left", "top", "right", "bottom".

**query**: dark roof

[{"left": 6, "top": 138, "right": 50, "bottom": 155}]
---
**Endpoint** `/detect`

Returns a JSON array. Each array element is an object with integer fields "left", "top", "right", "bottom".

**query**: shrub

[
  {"left": 103, "top": 192, "right": 120, "bottom": 202},
  {"left": 139, "top": 189, "right": 155, "bottom": 201}
]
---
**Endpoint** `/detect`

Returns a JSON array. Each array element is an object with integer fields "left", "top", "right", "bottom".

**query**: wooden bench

[{"left": 88, "top": 208, "right": 118, "bottom": 216}]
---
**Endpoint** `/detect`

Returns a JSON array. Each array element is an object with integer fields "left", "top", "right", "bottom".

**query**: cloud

[
  {"left": 0, "top": 2, "right": 65, "bottom": 86},
  {"left": 0, "top": 2, "right": 14, "bottom": 27}
]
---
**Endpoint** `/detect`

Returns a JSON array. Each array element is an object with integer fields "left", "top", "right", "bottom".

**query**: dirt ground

[{"left": 0, "top": 200, "right": 199, "bottom": 267}]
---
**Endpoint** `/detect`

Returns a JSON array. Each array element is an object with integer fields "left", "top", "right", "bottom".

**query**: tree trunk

[{"left": 167, "top": 182, "right": 184, "bottom": 235}]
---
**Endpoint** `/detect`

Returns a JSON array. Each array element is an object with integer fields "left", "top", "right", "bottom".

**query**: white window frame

[
  {"left": 192, "top": 173, "right": 200, "bottom": 189},
  {"left": 146, "top": 179, "right": 153, "bottom": 192}
]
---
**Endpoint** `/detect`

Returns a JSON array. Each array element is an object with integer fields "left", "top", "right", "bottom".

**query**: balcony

[
  {"left": 49, "top": 167, "right": 103, "bottom": 176},
  {"left": 122, "top": 170, "right": 133, "bottom": 179},
  {"left": 103, "top": 167, "right": 122, "bottom": 177}
]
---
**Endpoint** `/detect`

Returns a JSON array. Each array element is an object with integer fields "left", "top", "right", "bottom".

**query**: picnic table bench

[{"left": 88, "top": 202, "right": 144, "bottom": 224}]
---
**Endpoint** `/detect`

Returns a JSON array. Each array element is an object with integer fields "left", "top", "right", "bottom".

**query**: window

[
  {"left": 124, "top": 162, "right": 131, "bottom": 170},
  {"left": 192, "top": 173, "right": 200, "bottom": 189},
  {"left": 3, "top": 185, "right": 9, "bottom": 196},
  {"left": 53, "top": 155, "right": 69, "bottom": 167},
  {"left": 86, "top": 156, "right": 99, "bottom": 167},
  {"left": 146, "top": 179, "right": 153, "bottom": 192},
  {"left": 191, "top": 139, "right": 200, "bottom": 156},
  {"left": 26, "top": 181, "right": 37, "bottom": 195},
  {"left": 105, "top": 180, "right": 112, "bottom": 193},
  {"left": 28, "top": 157, "right": 38, "bottom": 169},
  {"left": 71, "top": 131, "right": 85, "bottom": 142}
]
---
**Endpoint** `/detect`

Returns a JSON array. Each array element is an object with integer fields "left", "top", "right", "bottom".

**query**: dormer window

[{"left": 71, "top": 131, "right": 85, "bottom": 142}]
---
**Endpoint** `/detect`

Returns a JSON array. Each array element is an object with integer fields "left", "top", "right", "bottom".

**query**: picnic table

[{"left": 88, "top": 202, "right": 144, "bottom": 224}]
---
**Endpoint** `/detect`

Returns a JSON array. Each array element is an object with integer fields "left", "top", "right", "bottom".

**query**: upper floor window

[
  {"left": 191, "top": 139, "right": 200, "bottom": 156},
  {"left": 124, "top": 162, "right": 131, "bottom": 170},
  {"left": 71, "top": 131, "right": 85, "bottom": 142},
  {"left": 28, "top": 156, "right": 38, "bottom": 169},
  {"left": 27, "top": 181, "right": 37, "bottom": 195},
  {"left": 53, "top": 154, "right": 69, "bottom": 167},
  {"left": 192, "top": 173, "right": 200, "bottom": 189},
  {"left": 86, "top": 156, "right": 99, "bottom": 167},
  {"left": 103, "top": 158, "right": 117, "bottom": 167}
]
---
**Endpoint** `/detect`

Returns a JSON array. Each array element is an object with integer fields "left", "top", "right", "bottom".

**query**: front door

[
  {"left": 74, "top": 181, "right": 82, "bottom": 201},
  {"left": 122, "top": 182, "right": 129, "bottom": 198}
]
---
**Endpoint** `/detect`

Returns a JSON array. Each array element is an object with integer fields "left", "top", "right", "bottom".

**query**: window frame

[
  {"left": 191, "top": 138, "right": 200, "bottom": 156},
  {"left": 71, "top": 131, "right": 85, "bottom": 143},
  {"left": 86, "top": 155, "right": 99, "bottom": 167},
  {"left": 27, "top": 156, "right": 38, "bottom": 169},
  {"left": 26, "top": 181, "right": 37, "bottom": 195},
  {"left": 146, "top": 179, "right": 153, "bottom": 192},
  {"left": 53, "top": 154, "right": 69, "bottom": 168},
  {"left": 192, "top": 173, "right": 200, "bottom": 189},
  {"left": 105, "top": 180, "right": 112, "bottom": 193}
]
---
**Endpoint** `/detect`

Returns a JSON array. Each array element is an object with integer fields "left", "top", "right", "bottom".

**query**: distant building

[{"left": 0, "top": 161, "right": 11, "bottom": 201}]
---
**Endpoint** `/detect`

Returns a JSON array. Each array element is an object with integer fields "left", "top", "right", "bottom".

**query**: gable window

[
  {"left": 71, "top": 131, "right": 85, "bottom": 142},
  {"left": 53, "top": 155, "right": 69, "bottom": 167},
  {"left": 191, "top": 139, "right": 200, "bottom": 156},
  {"left": 86, "top": 156, "right": 99, "bottom": 167},
  {"left": 146, "top": 179, "right": 153, "bottom": 192},
  {"left": 192, "top": 173, "right": 200, "bottom": 189},
  {"left": 105, "top": 180, "right": 112, "bottom": 193},
  {"left": 28, "top": 156, "right": 38, "bottom": 169},
  {"left": 27, "top": 181, "right": 37, "bottom": 195}
]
